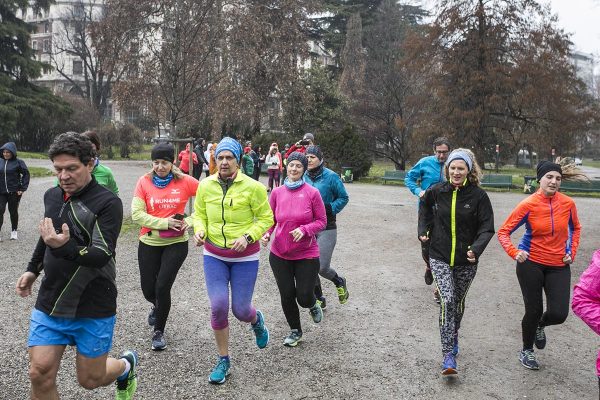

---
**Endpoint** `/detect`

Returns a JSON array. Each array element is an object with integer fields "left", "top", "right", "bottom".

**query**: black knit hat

[
  {"left": 287, "top": 151, "right": 308, "bottom": 171},
  {"left": 305, "top": 145, "right": 323, "bottom": 161},
  {"left": 151, "top": 142, "right": 175, "bottom": 163},
  {"left": 536, "top": 161, "right": 562, "bottom": 182}
]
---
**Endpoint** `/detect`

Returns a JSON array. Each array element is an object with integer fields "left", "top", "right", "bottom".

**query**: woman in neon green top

[{"left": 192, "top": 137, "right": 273, "bottom": 384}]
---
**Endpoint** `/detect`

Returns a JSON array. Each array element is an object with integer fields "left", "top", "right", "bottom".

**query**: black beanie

[
  {"left": 151, "top": 142, "right": 175, "bottom": 163},
  {"left": 536, "top": 161, "right": 562, "bottom": 182},
  {"left": 287, "top": 151, "right": 308, "bottom": 171}
]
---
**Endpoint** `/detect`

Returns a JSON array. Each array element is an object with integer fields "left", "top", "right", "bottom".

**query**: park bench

[
  {"left": 560, "top": 180, "right": 600, "bottom": 193},
  {"left": 382, "top": 170, "right": 407, "bottom": 184},
  {"left": 481, "top": 174, "right": 512, "bottom": 190}
]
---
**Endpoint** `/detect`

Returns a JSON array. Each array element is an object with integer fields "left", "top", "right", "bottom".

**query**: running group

[
  {"left": 10, "top": 132, "right": 600, "bottom": 398},
  {"left": 14, "top": 132, "right": 350, "bottom": 398}
]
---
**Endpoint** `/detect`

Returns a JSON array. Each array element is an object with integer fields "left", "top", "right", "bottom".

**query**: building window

[
  {"left": 125, "top": 108, "right": 139, "bottom": 124},
  {"left": 32, "top": 40, "right": 38, "bottom": 50},
  {"left": 43, "top": 39, "right": 50, "bottom": 53},
  {"left": 44, "top": 22, "right": 50, "bottom": 33},
  {"left": 73, "top": 60, "right": 83, "bottom": 75}
]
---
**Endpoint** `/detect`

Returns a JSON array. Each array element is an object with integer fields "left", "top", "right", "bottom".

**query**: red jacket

[
  {"left": 497, "top": 189, "right": 581, "bottom": 266},
  {"left": 178, "top": 143, "right": 198, "bottom": 173}
]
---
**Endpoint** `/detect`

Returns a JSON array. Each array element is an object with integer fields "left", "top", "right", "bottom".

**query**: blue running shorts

[{"left": 28, "top": 309, "right": 116, "bottom": 358}]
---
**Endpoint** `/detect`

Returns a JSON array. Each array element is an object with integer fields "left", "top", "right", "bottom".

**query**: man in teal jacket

[{"left": 405, "top": 137, "right": 450, "bottom": 301}]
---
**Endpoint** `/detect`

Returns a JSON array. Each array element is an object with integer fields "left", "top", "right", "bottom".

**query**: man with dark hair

[
  {"left": 16, "top": 132, "right": 138, "bottom": 399},
  {"left": 406, "top": 137, "right": 451, "bottom": 304}
]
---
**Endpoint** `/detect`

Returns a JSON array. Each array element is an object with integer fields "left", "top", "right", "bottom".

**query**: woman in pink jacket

[
  {"left": 572, "top": 249, "right": 600, "bottom": 394},
  {"left": 260, "top": 152, "right": 327, "bottom": 347}
]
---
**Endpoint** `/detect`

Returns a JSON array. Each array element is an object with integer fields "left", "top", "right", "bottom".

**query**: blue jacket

[
  {"left": 0, "top": 142, "right": 30, "bottom": 194},
  {"left": 405, "top": 155, "right": 445, "bottom": 197},
  {"left": 304, "top": 167, "right": 349, "bottom": 230}
]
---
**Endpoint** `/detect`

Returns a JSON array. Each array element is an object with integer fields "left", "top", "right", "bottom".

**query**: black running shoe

[
  {"left": 424, "top": 269, "right": 434, "bottom": 285},
  {"left": 152, "top": 330, "right": 167, "bottom": 351},
  {"left": 148, "top": 306, "right": 156, "bottom": 327},
  {"left": 534, "top": 325, "right": 546, "bottom": 349}
]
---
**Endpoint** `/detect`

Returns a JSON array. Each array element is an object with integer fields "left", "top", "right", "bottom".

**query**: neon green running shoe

[
  {"left": 336, "top": 277, "right": 349, "bottom": 304},
  {"left": 115, "top": 350, "right": 138, "bottom": 400}
]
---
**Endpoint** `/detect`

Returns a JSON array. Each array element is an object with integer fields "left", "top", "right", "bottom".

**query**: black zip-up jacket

[
  {"left": 27, "top": 177, "right": 123, "bottom": 318},
  {"left": 418, "top": 181, "right": 495, "bottom": 266},
  {"left": 0, "top": 142, "right": 30, "bottom": 193}
]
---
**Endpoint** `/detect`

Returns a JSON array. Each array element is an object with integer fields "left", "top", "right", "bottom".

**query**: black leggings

[
  {"left": 516, "top": 259, "right": 571, "bottom": 350},
  {"left": 0, "top": 192, "right": 21, "bottom": 231},
  {"left": 138, "top": 241, "right": 189, "bottom": 332},
  {"left": 269, "top": 252, "right": 320, "bottom": 331}
]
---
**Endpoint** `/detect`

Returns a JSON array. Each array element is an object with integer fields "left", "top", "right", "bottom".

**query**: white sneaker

[{"left": 10, "top": 230, "right": 17, "bottom": 240}]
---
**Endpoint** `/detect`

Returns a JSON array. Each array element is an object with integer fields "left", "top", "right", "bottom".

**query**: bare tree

[
  {"left": 352, "top": 1, "right": 428, "bottom": 170},
  {"left": 111, "top": 0, "right": 226, "bottom": 137},
  {"left": 50, "top": 0, "right": 135, "bottom": 118}
]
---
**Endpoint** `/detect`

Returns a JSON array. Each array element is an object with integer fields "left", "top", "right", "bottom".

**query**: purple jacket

[
  {"left": 268, "top": 182, "right": 326, "bottom": 260},
  {"left": 572, "top": 249, "right": 600, "bottom": 376}
]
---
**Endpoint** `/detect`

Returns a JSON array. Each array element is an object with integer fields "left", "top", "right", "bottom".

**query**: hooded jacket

[
  {"left": 419, "top": 181, "right": 495, "bottom": 266},
  {"left": 304, "top": 167, "right": 349, "bottom": 230},
  {"left": 0, "top": 142, "right": 30, "bottom": 194},
  {"left": 572, "top": 249, "right": 600, "bottom": 375}
]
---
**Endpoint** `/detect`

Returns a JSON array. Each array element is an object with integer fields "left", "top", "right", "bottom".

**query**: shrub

[{"left": 318, "top": 124, "right": 372, "bottom": 179}]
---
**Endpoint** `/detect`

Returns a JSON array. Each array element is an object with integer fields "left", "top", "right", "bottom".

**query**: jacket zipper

[
  {"left": 450, "top": 187, "right": 458, "bottom": 267},
  {"left": 549, "top": 197, "right": 554, "bottom": 236},
  {"left": 3, "top": 160, "right": 7, "bottom": 192},
  {"left": 221, "top": 192, "right": 227, "bottom": 247}
]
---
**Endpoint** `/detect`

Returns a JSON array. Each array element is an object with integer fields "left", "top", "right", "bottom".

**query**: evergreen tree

[{"left": 0, "top": 0, "right": 70, "bottom": 148}]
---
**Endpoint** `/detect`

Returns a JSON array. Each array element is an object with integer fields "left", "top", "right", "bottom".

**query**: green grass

[
  {"left": 584, "top": 159, "right": 600, "bottom": 169},
  {"left": 29, "top": 166, "right": 53, "bottom": 177},
  {"left": 361, "top": 159, "right": 600, "bottom": 197},
  {"left": 106, "top": 144, "right": 153, "bottom": 161},
  {"left": 19, "top": 144, "right": 154, "bottom": 161},
  {"left": 19, "top": 151, "right": 47, "bottom": 159}
]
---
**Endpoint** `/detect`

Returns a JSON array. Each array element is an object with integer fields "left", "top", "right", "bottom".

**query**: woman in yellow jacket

[{"left": 192, "top": 137, "right": 273, "bottom": 384}]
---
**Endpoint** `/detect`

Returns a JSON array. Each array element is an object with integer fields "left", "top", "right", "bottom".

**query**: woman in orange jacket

[{"left": 498, "top": 161, "right": 581, "bottom": 371}]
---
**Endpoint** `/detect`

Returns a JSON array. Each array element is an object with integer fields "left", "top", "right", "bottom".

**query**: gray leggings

[{"left": 317, "top": 229, "right": 338, "bottom": 280}]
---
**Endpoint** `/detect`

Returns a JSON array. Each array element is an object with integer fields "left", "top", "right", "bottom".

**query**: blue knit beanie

[
  {"left": 215, "top": 137, "right": 242, "bottom": 162},
  {"left": 305, "top": 145, "right": 323, "bottom": 161},
  {"left": 287, "top": 151, "right": 308, "bottom": 171}
]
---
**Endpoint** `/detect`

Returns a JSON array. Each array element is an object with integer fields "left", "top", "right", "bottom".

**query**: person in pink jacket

[
  {"left": 572, "top": 249, "right": 600, "bottom": 394},
  {"left": 260, "top": 152, "right": 327, "bottom": 347}
]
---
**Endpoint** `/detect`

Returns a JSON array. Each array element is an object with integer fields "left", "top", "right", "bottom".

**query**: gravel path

[{"left": 1, "top": 159, "right": 598, "bottom": 399}]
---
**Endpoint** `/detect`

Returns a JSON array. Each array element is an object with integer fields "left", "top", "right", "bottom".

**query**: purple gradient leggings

[{"left": 203, "top": 255, "right": 259, "bottom": 330}]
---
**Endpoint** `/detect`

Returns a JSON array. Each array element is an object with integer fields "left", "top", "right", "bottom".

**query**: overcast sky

[{"left": 412, "top": 0, "right": 600, "bottom": 57}]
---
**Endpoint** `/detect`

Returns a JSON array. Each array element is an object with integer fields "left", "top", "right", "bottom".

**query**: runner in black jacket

[
  {"left": 15, "top": 132, "right": 138, "bottom": 400},
  {"left": 0, "top": 142, "right": 29, "bottom": 240},
  {"left": 418, "top": 148, "right": 495, "bottom": 376}
]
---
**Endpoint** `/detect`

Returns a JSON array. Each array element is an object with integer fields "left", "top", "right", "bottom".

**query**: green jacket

[
  {"left": 193, "top": 172, "right": 273, "bottom": 248},
  {"left": 93, "top": 163, "right": 119, "bottom": 195},
  {"left": 241, "top": 154, "right": 254, "bottom": 176}
]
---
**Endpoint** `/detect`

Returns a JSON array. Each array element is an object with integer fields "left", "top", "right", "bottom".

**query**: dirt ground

[{"left": 0, "top": 159, "right": 598, "bottom": 400}]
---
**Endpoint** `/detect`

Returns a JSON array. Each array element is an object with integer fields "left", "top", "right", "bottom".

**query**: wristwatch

[{"left": 243, "top": 234, "right": 255, "bottom": 244}]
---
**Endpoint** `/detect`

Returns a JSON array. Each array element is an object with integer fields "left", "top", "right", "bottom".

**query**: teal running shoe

[{"left": 251, "top": 310, "right": 269, "bottom": 349}]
